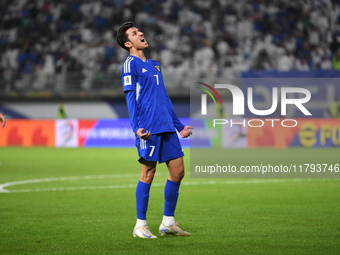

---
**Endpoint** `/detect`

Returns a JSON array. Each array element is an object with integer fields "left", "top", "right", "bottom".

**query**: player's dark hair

[{"left": 116, "top": 21, "right": 134, "bottom": 51}]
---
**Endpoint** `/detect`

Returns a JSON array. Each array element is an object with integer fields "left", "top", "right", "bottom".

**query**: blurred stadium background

[
  {"left": 1, "top": 2, "right": 340, "bottom": 254},
  {"left": 0, "top": 0, "right": 339, "bottom": 148}
]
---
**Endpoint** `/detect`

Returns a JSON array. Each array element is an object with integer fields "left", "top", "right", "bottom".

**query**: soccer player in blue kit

[{"left": 117, "top": 21, "right": 193, "bottom": 238}]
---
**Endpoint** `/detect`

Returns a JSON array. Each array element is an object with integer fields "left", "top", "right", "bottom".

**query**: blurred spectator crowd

[{"left": 1, "top": 0, "right": 340, "bottom": 90}]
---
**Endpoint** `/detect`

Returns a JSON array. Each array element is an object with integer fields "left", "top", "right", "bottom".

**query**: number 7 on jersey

[
  {"left": 149, "top": 145, "right": 155, "bottom": 156},
  {"left": 154, "top": 75, "right": 159, "bottom": 85}
]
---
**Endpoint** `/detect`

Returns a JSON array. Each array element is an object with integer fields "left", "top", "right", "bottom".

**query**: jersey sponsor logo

[
  {"left": 154, "top": 65, "right": 161, "bottom": 72},
  {"left": 142, "top": 68, "right": 147, "bottom": 73},
  {"left": 124, "top": 75, "right": 132, "bottom": 85}
]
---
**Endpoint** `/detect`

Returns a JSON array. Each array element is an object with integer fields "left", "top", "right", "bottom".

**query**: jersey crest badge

[{"left": 154, "top": 65, "right": 161, "bottom": 72}]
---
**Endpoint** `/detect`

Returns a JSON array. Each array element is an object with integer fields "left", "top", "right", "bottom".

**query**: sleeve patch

[{"left": 124, "top": 75, "right": 132, "bottom": 86}]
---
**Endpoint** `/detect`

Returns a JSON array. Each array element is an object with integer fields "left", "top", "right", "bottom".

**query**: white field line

[
  {"left": 0, "top": 176, "right": 338, "bottom": 193},
  {"left": 0, "top": 173, "right": 143, "bottom": 193}
]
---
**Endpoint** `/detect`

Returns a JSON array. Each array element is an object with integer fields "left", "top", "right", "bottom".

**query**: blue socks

[
  {"left": 135, "top": 179, "right": 181, "bottom": 220},
  {"left": 163, "top": 179, "right": 180, "bottom": 216},
  {"left": 136, "top": 180, "right": 151, "bottom": 220}
]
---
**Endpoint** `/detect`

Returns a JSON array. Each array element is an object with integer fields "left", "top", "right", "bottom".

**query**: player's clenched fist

[
  {"left": 180, "top": 126, "right": 194, "bottom": 138},
  {"left": 136, "top": 128, "right": 151, "bottom": 140}
]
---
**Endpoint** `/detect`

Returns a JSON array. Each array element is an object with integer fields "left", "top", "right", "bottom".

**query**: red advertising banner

[
  {"left": 247, "top": 118, "right": 340, "bottom": 148},
  {"left": 1, "top": 118, "right": 339, "bottom": 148},
  {"left": 0, "top": 120, "right": 55, "bottom": 147}
]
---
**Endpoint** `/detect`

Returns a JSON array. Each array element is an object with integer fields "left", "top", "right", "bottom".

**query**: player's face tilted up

[{"left": 124, "top": 27, "right": 149, "bottom": 52}]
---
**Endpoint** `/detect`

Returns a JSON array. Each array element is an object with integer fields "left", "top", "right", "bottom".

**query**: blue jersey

[{"left": 120, "top": 55, "right": 184, "bottom": 135}]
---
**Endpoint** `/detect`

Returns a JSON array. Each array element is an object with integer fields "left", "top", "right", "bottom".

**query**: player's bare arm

[{"left": 0, "top": 113, "right": 6, "bottom": 128}]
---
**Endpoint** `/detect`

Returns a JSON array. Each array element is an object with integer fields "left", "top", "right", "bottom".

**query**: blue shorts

[{"left": 136, "top": 132, "right": 184, "bottom": 163}]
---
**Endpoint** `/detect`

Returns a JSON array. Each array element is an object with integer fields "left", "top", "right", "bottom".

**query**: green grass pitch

[{"left": 0, "top": 148, "right": 339, "bottom": 255}]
